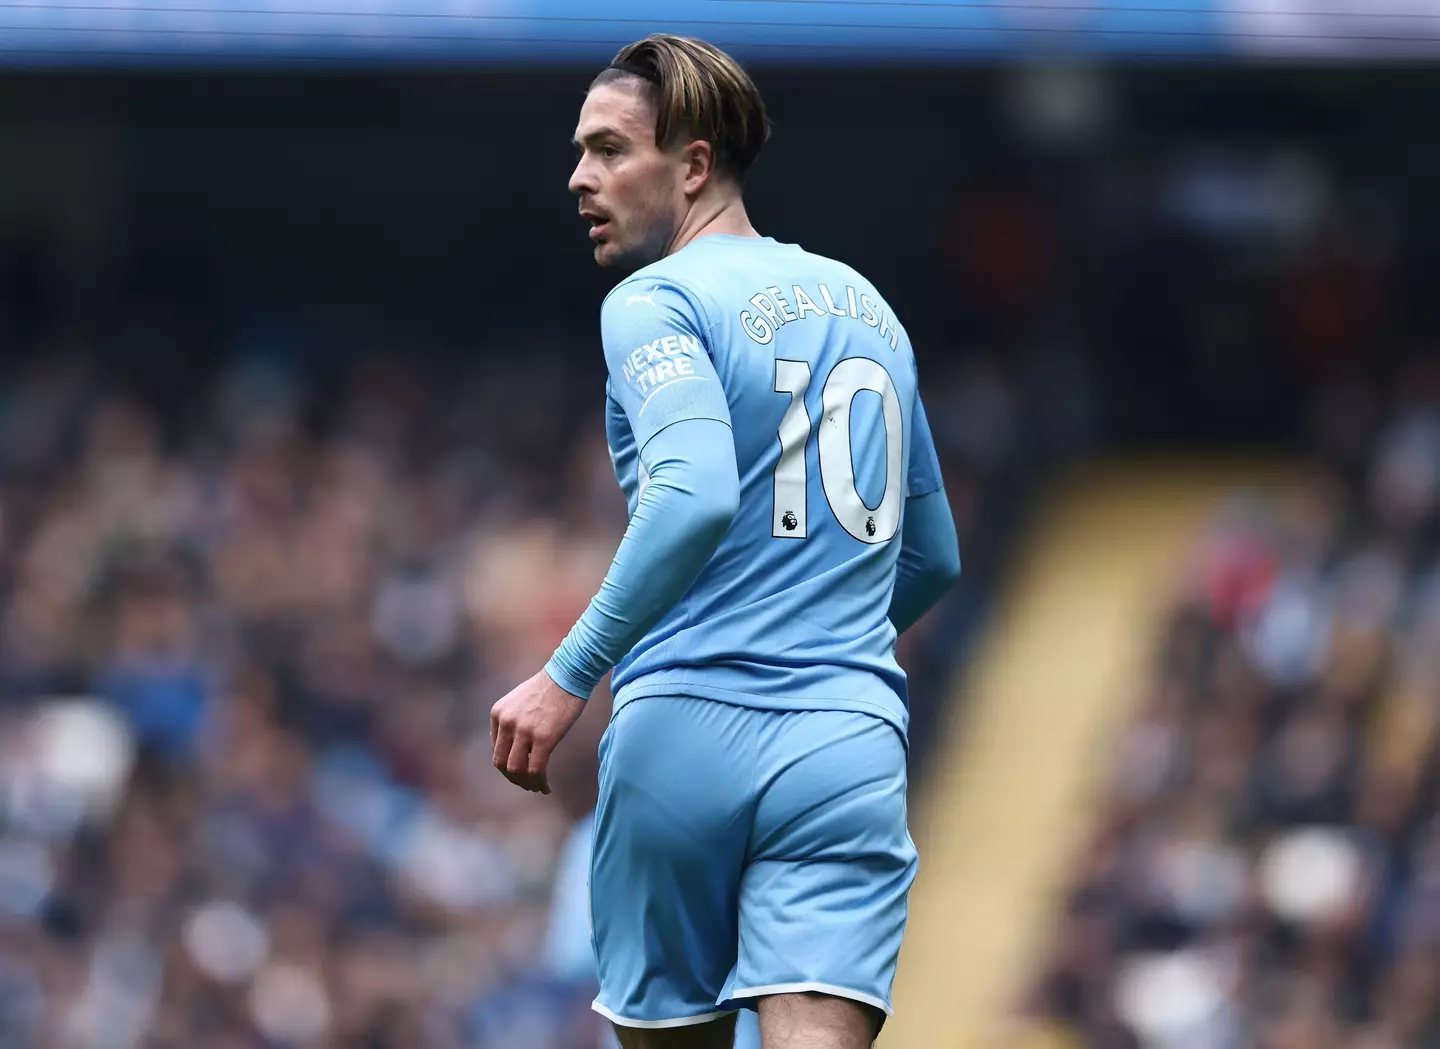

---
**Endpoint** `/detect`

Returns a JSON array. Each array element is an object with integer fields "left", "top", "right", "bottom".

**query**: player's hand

[{"left": 489, "top": 669, "right": 586, "bottom": 794}]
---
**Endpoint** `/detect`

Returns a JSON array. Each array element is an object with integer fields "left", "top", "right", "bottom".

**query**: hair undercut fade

[{"left": 592, "top": 34, "right": 770, "bottom": 182}]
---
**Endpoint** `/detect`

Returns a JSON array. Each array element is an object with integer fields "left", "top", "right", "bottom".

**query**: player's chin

[
  {"left": 591, "top": 239, "right": 623, "bottom": 268},
  {"left": 593, "top": 239, "right": 652, "bottom": 275}
]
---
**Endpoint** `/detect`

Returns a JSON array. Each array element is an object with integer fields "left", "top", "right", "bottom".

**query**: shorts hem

[
  {"left": 591, "top": 1001, "right": 737, "bottom": 1029},
  {"left": 725, "top": 982, "right": 893, "bottom": 1016}
]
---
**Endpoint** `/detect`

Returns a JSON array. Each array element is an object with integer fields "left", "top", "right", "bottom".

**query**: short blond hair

[{"left": 594, "top": 34, "right": 770, "bottom": 180}]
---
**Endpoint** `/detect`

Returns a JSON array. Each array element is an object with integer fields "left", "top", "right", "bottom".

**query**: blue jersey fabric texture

[{"left": 545, "top": 234, "right": 955, "bottom": 742}]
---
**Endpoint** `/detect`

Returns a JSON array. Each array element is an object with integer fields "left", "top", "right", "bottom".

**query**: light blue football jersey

[{"left": 600, "top": 234, "right": 944, "bottom": 738}]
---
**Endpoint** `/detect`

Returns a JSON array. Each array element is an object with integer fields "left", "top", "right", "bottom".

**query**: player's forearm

[
  {"left": 545, "top": 418, "right": 740, "bottom": 699},
  {"left": 888, "top": 489, "right": 961, "bottom": 635}
]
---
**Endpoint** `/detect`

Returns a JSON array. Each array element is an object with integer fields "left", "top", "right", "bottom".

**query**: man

[{"left": 490, "top": 34, "right": 961, "bottom": 1049}]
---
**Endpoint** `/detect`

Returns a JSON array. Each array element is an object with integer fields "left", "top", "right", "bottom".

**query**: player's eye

[{"left": 600, "top": 144, "right": 620, "bottom": 160}]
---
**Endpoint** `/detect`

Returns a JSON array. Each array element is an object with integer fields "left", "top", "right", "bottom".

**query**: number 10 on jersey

[{"left": 772, "top": 357, "right": 904, "bottom": 545}]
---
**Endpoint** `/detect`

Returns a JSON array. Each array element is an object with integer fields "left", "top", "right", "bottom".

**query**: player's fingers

[
  {"left": 505, "top": 730, "right": 537, "bottom": 790},
  {"left": 497, "top": 761, "right": 536, "bottom": 792},
  {"left": 508, "top": 739, "right": 551, "bottom": 794},
  {"left": 504, "top": 770, "right": 537, "bottom": 791},
  {"left": 489, "top": 704, "right": 500, "bottom": 749},
  {"left": 492, "top": 720, "right": 516, "bottom": 775},
  {"left": 528, "top": 735, "right": 556, "bottom": 795}
]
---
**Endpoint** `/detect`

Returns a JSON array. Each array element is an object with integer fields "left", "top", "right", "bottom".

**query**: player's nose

[{"left": 568, "top": 155, "right": 596, "bottom": 196}]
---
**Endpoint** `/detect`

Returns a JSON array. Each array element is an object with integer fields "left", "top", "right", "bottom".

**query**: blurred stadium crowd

[{"left": 1030, "top": 360, "right": 1440, "bottom": 1049}]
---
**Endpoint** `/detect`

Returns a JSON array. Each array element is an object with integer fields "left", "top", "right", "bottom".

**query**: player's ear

[{"left": 681, "top": 139, "right": 715, "bottom": 196}]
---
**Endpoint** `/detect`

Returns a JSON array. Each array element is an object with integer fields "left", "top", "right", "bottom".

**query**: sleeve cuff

[{"left": 544, "top": 655, "right": 596, "bottom": 702}]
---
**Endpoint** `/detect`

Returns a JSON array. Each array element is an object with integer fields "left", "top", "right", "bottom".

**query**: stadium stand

[{"left": 1026, "top": 362, "right": 1440, "bottom": 1049}]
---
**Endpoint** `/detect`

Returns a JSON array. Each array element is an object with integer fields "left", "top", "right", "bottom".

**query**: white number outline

[
  {"left": 772, "top": 357, "right": 904, "bottom": 545},
  {"left": 773, "top": 359, "right": 812, "bottom": 538}
]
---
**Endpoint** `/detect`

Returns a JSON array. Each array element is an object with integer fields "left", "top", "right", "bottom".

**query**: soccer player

[{"left": 489, "top": 34, "right": 961, "bottom": 1049}]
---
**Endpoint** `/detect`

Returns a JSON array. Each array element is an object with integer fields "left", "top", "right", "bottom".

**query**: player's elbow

[
  {"left": 918, "top": 491, "right": 961, "bottom": 592},
  {"left": 691, "top": 468, "right": 740, "bottom": 545},
  {"left": 921, "top": 524, "right": 962, "bottom": 597},
  {"left": 686, "top": 428, "right": 740, "bottom": 542},
  {"left": 934, "top": 542, "right": 962, "bottom": 592}
]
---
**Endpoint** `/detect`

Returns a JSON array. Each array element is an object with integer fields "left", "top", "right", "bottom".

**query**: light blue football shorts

[{"left": 589, "top": 694, "right": 918, "bottom": 1030}]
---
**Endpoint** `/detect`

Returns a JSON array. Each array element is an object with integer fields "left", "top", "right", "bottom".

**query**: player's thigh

[
  {"left": 758, "top": 991, "right": 880, "bottom": 1049},
  {"left": 724, "top": 710, "right": 916, "bottom": 1022},
  {"left": 611, "top": 1013, "right": 737, "bottom": 1049},
  {"left": 592, "top": 697, "right": 755, "bottom": 1027}
]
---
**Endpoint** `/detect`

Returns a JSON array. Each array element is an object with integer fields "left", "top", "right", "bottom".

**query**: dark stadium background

[{"left": 2, "top": 23, "right": 1440, "bottom": 1049}]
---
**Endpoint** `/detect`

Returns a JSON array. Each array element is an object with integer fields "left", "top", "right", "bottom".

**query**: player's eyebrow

[{"left": 573, "top": 126, "right": 625, "bottom": 150}]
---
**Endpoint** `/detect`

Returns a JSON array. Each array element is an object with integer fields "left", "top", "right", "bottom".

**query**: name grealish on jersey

[{"left": 740, "top": 283, "right": 900, "bottom": 349}]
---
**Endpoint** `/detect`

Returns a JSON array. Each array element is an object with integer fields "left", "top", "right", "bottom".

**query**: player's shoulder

[
  {"left": 594, "top": 262, "right": 716, "bottom": 369},
  {"left": 799, "top": 248, "right": 910, "bottom": 330},
  {"left": 600, "top": 250, "right": 710, "bottom": 311},
  {"left": 766, "top": 243, "right": 899, "bottom": 322},
  {"left": 599, "top": 237, "right": 784, "bottom": 335},
  {"left": 607, "top": 235, "right": 801, "bottom": 306},
  {"left": 786, "top": 245, "right": 885, "bottom": 302},
  {"left": 763, "top": 244, "right": 915, "bottom": 355},
  {"left": 597, "top": 271, "right": 706, "bottom": 351}
]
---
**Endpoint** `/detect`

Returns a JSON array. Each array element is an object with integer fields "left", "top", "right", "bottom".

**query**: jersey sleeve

[
  {"left": 602, "top": 278, "right": 732, "bottom": 451},
  {"left": 907, "top": 392, "right": 945, "bottom": 498},
  {"left": 544, "top": 417, "right": 739, "bottom": 700},
  {"left": 889, "top": 488, "right": 961, "bottom": 634}
]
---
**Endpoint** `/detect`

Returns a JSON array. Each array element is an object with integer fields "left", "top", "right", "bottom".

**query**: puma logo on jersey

[{"left": 626, "top": 289, "right": 657, "bottom": 307}]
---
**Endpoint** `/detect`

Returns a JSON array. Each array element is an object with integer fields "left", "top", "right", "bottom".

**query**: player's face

[{"left": 570, "top": 82, "right": 689, "bottom": 271}]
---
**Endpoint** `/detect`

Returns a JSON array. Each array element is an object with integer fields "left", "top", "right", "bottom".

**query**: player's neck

[{"left": 667, "top": 195, "right": 758, "bottom": 256}]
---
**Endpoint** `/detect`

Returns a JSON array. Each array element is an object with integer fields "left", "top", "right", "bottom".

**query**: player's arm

[
  {"left": 889, "top": 394, "right": 961, "bottom": 635},
  {"left": 544, "top": 416, "right": 736, "bottom": 697},
  {"left": 544, "top": 281, "right": 737, "bottom": 698},
  {"left": 489, "top": 279, "right": 737, "bottom": 794}
]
